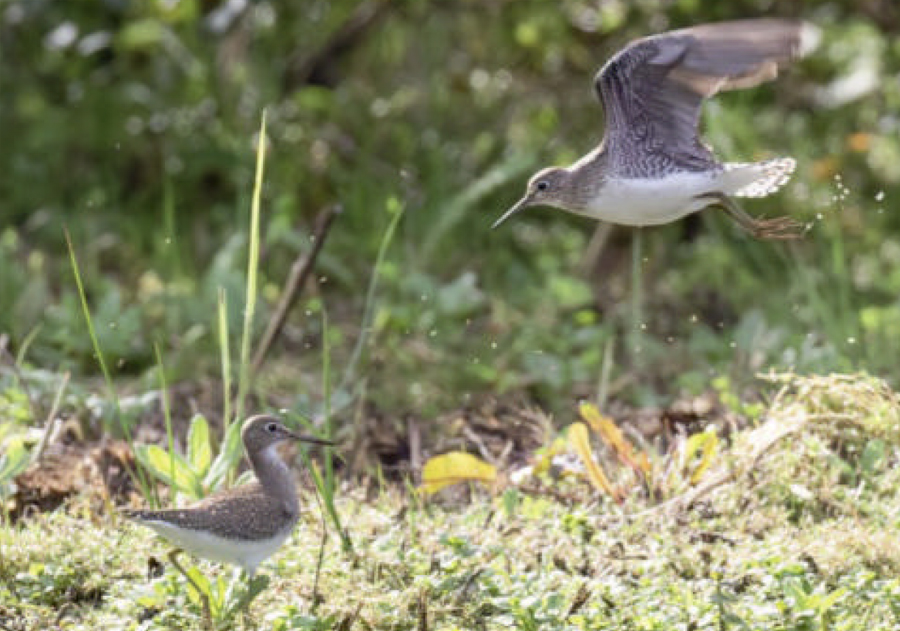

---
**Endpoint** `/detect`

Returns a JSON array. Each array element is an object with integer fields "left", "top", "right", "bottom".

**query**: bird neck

[
  {"left": 249, "top": 444, "right": 299, "bottom": 515},
  {"left": 562, "top": 149, "right": 609, "bottom": 209}
]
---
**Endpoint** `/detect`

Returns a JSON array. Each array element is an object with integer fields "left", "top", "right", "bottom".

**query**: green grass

[
  {"left": 2, "top": 7, "right": 899, "bottom": 419},
  {"left": 4, "top": 373, "right": 900, "bottom": 630},
  {"left": 3, "top": 7, "right": 900, "bottom": 628}
]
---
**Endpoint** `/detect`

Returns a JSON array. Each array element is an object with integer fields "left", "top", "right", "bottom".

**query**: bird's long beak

[
  {"left": 492, "top": 196, "right": 532, "bottom": 229},
  {"left": 288, "top": 431, "right": 335, "bottom": 446}
]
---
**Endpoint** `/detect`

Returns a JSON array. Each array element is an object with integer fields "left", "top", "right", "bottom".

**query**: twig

[
  {"left": 251, "top": 204, "right": 341, "bottom": 373},
  {"left": 282, "top": 0, "right": 391, "bottom": 92},
  {"left": 408, "top": 418, "right": 422, "bottom": 482},
  {"left": 32, "top": 371, "right": 69, "bottom": 464},
  {"left": 565, "top": 581, "right": 591, "bottom": 619},
  {"left": 452, "top": 569, "right": 483, "bottom": 607},
  {"left": 417, "top": 588, "right": 429, "bottom": 631},
  {"left": 461, "top": 425, "right": 495, "bottom": 464}
]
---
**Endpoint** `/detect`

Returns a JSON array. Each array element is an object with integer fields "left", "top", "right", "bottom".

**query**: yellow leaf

[
  {"left": 684, "top": 429, "right": 718, "bottom": 485},
  {"left": 577, "top": 402, "right": 606, "bottom": 433},
  {"left": 596, "top": 417, "right": 632, "bottom": 460},
  {"left": 419, "top": 452, "right": 496, "bottom": 494},
  {"left": 580, "top": 402, "right": 647, "bottom": 474},
  {"left": 568, "top": 423, "right": 621, "bottom": 502},
  {"left": 533, "top": 436, "right": 568, "bottom": 476},
  {"left": 636, "top": 452, "right": 652, "bottom": 475}
]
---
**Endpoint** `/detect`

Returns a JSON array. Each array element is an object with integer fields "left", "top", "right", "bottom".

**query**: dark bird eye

[
  {"left": 266, "top": 422, "right": 278, "bottom": 433},
  {"left": 536, "top": 181, "right": 549, "bottom": 191}
]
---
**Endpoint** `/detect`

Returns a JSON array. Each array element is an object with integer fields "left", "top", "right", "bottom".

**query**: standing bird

[
  {"left": 123, "top": 415, "right": 333, "bottom": 577},
  {"left": 494, "top": 19, "right": 818, "bottom": 239}
]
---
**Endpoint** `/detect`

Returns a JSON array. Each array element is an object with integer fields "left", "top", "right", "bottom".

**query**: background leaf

[
  {"left": 186, "top": 414, "right": 212, "bottom": 479},
  {"left": 420, "top": 452, "right": 496, "bottom": 494},
  {"left": 568, "top": 422, "right": 621, "bottom": 502},
  {"left": 135, "top": 444, "right": 204, "bottom": 499}
]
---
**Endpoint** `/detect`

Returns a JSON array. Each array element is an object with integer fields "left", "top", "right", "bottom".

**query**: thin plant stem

[
  {"left": 66, "top": 228, "right": 152, "bottom": 499},
  {"left": 630, "top": 229, "right": 645, "bottom": 374},
  {"left": 65, "top": 228, "right": 118, "bottom": 409},
  {"left": 31, "top": 371, "right": 69, "bottom": 464},
  {"left": 235, "top": 110, "right": 267, "bottom": 424},
  {"left": 321, "top": 308, "right": 334, "bottom": 499},
  {"left": 218, "top": 288, "right": 233, "bottom": 435},
  {"left": 308, "top": 483, "right": 328, "bottom": 614},
  {"left": 338, "top": 198, "right": 404, "bottom": 395},
  {"left": 596, "top": 338, "right": 614, "bottom": 411},
  {"left": 12, "top": 324, "right": 42, "bottom": 370},
  {"left": 155, "top": 342, "right": 176, "bottom": 507},
  {"left": 168, "top": 550, "right": 213, "bottom": 630}
]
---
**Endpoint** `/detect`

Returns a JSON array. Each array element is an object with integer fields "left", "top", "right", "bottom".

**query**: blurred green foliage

[{"left": 1, "top": 0, "right": 899, "bottom": 417}]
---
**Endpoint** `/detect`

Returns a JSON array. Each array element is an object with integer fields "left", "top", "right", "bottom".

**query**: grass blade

[
  {"left": 235, "top": 110, "right": 267, "bottom": 423},
  {"left": 218, "top": 287, "right": 233, "bottom": 433},
  {"left": 66, "top": 229, "right": 152, "bottom": 500}
]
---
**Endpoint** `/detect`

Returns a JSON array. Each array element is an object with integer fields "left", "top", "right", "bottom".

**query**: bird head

[
  {"left": 241, "top": 414, "right": 334, "bottom": 454},
  {"left": 492, "top": 167, "right": 570, "bottom": 228}
]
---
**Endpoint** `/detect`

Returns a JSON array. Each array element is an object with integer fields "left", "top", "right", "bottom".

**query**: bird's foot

[
  {"left": 713, "top": 193, "right": 807, "bottom": 240},
  {"left": 746, "top": 215, "right": 808, "bottom": 240}
]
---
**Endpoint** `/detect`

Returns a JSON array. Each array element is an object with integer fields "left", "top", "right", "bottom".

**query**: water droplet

[
  {"left": 847, "top": 337, "right": 857, "bottom": 344},
  {"left": 875, "top": 190, "right": 885, "bottom": 201}
]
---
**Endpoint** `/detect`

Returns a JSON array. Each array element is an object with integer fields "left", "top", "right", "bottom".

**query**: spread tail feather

[{"left": 724, "top": 157, "right": 796, "bottom": 198}]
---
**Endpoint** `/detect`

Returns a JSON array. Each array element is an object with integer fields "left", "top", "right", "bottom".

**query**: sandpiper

[
  {"left": 123, "top": 414, "right": 333, "bottom": 577},
  {"left": 494, "top": 19, "right": 818, "bottom": 239}
]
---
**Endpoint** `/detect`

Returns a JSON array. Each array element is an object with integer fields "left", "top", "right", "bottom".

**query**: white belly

[
  {"left": 143, "top": 519, "right": 294, "bottom": 575},
  {"left": 579, "top": 172, "right": 721, "bottom": 226}
]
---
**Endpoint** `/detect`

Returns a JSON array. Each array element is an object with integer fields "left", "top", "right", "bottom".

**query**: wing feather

[{"left": 593, "top": 19, "right": 814, "bottom": 176}]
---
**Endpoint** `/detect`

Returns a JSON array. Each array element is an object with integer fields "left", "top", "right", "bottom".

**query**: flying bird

[{"left": 494, "top": 19, "right": 818, "bottom": 239}]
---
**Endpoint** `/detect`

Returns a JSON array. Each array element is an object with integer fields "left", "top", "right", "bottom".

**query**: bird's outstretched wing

[{"left": 594, "top": 19, "right": 815, "bottom": 176}]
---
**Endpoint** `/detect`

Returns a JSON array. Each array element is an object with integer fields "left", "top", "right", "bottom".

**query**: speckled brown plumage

[
  {"left": 123, "top": 481, "right": 298, "bottom": 541},
  {"left": 123, "top": 415, "right": 332, "bottom": 574}
]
